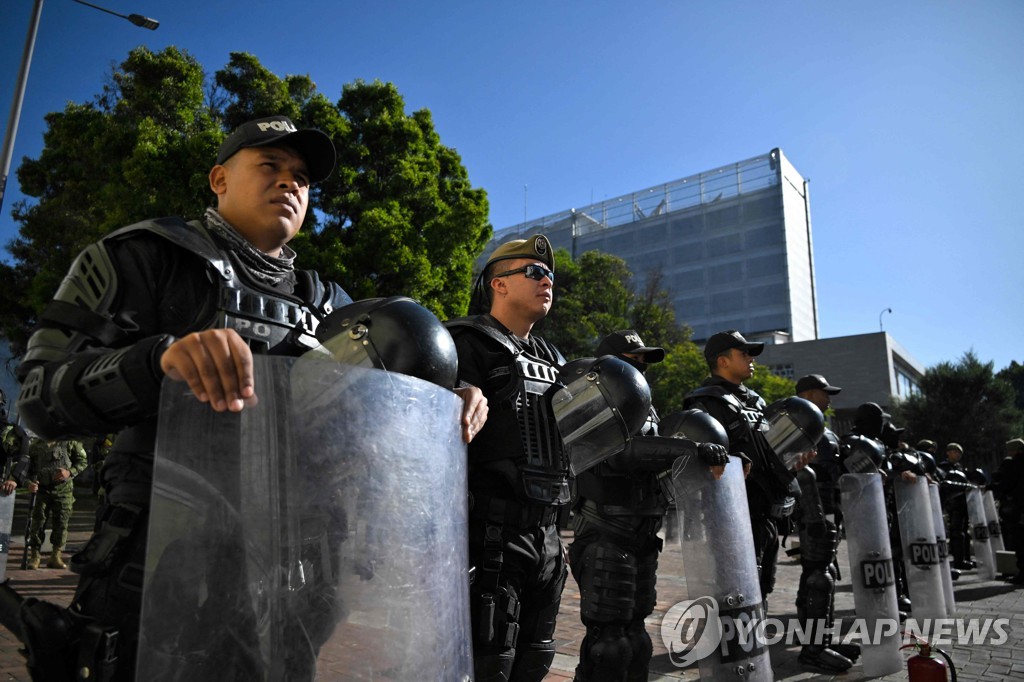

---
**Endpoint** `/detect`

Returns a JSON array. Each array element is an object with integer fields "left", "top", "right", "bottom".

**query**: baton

[{"left": 19, "top": 492, "right": 37, "bottom": 571}]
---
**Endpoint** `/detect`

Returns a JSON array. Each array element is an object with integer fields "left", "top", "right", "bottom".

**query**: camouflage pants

[{"left": 29, "top": 481, "right": 75, "bottom": 550}]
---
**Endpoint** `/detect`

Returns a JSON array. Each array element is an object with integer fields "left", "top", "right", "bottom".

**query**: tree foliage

[
  {"left": 0, "top": 47, "right": 490, "bottom": 352},
  {"left": 891, "top": 351, "right": 1024, "bottom": 473}
]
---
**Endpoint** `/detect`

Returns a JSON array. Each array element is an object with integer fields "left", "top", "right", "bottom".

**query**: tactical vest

[
  {"left": 447, "top": 316, "right": 568, "bottom": 505},
  {"left": 685, "top": 383, "right": 796, "bottom": 502},
  {"left": 108, "top": 218, "right": 345, "bottom": 356}
]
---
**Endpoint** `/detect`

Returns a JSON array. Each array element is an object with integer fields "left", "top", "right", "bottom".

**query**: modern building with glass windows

[
  {"left": 484, "top": 148, "right": 817, "bottom": 343},
  {"left": 484, "top": 148, "right": 924, "bottom": 415}
]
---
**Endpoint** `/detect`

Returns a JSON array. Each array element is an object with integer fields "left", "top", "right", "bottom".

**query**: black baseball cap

[
  {"left": 703, "top": 330, "right": 764, "bottom": 363},
  {"left": 216, "top": 115, "right": 336, "bottom": 183},
  {"left": 795, "top": 374, "right": 841, "bottom": 395},
  {"left": 596, "top": 330, "right": 665, "bottom": 363}
]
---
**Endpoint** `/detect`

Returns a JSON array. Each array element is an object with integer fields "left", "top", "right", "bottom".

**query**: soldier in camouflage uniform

[{"left": 25, "top": 439, "right": 88, "bottom": 569}]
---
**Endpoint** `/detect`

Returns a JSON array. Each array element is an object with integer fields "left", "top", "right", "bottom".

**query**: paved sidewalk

[{"left": 0, "top": 492, "right": 1021, "bottom": 680}]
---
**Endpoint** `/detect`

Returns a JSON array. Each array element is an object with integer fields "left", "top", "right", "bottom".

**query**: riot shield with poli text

[
  {"left": 839, "top": 474, "right": 902, "bottom": 677},
  {"left": 672, "top": 455, "right": 770, "bottom": 681},
  {"left": 966, "top": 487, "right": 996, "bottom": 580},
  {"left": 138, "top": 355, "right": 472, "bottom": 681},
  {"left": 928, "top": 482, "right": 956, "bottom": 617},
  {"left": 983, "top": 490, "right": 1005, "bottom": 552},
  {"left": 893, "top": 477, "right": 946, "bottom": 621}
]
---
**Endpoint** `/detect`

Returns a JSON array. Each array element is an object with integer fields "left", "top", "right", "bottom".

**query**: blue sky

[{"left": 2, "top": 1, "right": 1022, "bottom": 373}]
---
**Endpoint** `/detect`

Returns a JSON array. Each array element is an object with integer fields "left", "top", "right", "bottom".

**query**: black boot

[
  {"left": 798, "top": 646, "right": 853, "bottom": 673},
  {"left": 830, "top": 642, "right": 861, "bottom": 662}
]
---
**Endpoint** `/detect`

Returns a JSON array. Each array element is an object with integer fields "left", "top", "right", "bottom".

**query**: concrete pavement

[{"left": 0, "top": 490, "right": 1022, "bottom": 680}]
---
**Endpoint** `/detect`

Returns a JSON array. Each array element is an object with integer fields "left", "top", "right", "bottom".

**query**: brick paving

[{"left": 0, "top": 491, "right": 1021, "bottom": 680}]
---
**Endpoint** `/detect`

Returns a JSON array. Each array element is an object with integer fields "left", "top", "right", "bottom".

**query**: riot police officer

[
  {"left": 447, "top": 234, "right": 568, "bottom": 682},
  {"left": 568, "top": 331, "right": 729, "bottom": 682},
  {"left": 12, "top": 115, "right": 487, "bottom": 681},
  {"left": 939, "top": 443, "right": 973, "bottom": 570},
  {"left": 992, "top": 438, "right": 1024, "bottom": 583},
  {"left": 792, "top": 374, "right": 860, "bottom": 672},
  {"left": 684, "top": 330, "right": 795, "bottom": 603}
]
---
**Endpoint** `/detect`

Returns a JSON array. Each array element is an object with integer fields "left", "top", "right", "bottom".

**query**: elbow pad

[
  {"left": 608, "top": 435, "right": 700, "bottom": 473},
  {"left": 18, "top": 335, "right": 173, "bottom": 439}
]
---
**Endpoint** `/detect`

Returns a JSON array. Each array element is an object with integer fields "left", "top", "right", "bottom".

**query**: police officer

[
  {"left": 446, "top": 234, "right": 567, "bottom": 682},
  {"left": 0, "top": 417, "right": 31, "bottom": 495},
  {"left": 24, "top": 438, "right": 88, "bottom": 569},
  {"left": 684, "top": 330, "right": 795, "bottom": 604},
  {"left": 791, "top": 374, "right": 860, "bottom": 672},
  {"left": 13, "top": 115, "right": 487, "bottom": 681},
  {"left": 568, "top": 331, "right": 728, "bottom": 682},
  {"left": 992, "top": 438, "right": 1024, "bottom": 584},
  {"left": 939, "top": 442, "right": 973, "bottom": 570}
]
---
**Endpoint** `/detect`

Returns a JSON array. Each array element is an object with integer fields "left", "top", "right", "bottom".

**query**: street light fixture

[
  {"left": 70, "top": 0, "right": 159, "bottom": 30},
  {"left": 0, "top": 0, "right": 159, "bottom": 212},
  {"left": 879, "top": 307, "right": 892, "bottom": 332}
]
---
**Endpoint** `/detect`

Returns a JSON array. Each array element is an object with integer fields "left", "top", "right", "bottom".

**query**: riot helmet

[
  {"left": 852, "top": 402, "right": 887, "bottom": 439},
  {"left": 315, "top": 296, "right": 458, "bottom": 389},
  {"left": 917, "top": 450, "right": 939, "bottom": 477},
  {"left": 763, "top": 396, "right": 825, "bottom": 469},
  {"left": 840, "top": 434, "right": 886, "bottom": 475},
  {"left": 551, "top": 355, "right": 651, "bottom": 475},
  {"left": 659, "top": 408, "right": 729, "bottom": 448},
  {"left": 966, "top": 467, "right": 990, "bottom": 487}
]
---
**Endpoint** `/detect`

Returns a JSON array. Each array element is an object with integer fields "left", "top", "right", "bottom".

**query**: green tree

[
  {"left": 892, "top": 351, "right": 1024, "bottom": 472},
  {"left": 1, "top": 46, "right": 218, "bottom": 351},
  {"left": 1, "top": 48, "right": 491, "bottom": 349},
  {"left": 647, "top": 341, "right": 708, "bottom": 415},
  {"left": 746, "top": 365, "right": 797, "bottom": 405},
  {"left": 996, "top": 361, "right": 1024, "bottom": 414}
]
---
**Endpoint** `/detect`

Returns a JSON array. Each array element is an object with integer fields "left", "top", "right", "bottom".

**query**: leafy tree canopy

[
  {"left": 891, "top": 351, "right": 1024, "bottom": 473},
  {"left": 0, "top": 47, "right": 490, "bottom": 351}
]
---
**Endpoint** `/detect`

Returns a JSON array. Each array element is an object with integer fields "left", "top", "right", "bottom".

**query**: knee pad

[
  {"left": 626, "top": 620, "right": 653, "bottom": 676},
  {"left": 510, "top": 640, "right": 556, "bottom": 682},
  {"left": 583, "top": 625, "right": 632, "bottom": 679}
]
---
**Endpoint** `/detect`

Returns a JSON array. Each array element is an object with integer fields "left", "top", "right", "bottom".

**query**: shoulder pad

[
  {"left": 684, "top": 385, "right": 743, "bottom": 413},
  {"left": 445, "top": 315, "right": 520, "bottom": 355},
  {"left": 107, "top": 217, "right": 231, "bottom": 281}
]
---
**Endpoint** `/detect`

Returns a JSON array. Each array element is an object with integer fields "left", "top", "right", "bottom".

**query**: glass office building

[{"left": 486, "top": 148, "right": 818, "bottom": 343}]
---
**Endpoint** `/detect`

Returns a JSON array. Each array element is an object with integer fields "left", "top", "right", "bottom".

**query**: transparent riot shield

[
  {"left": 672, "top": 455, "right": 770, "bottom": 681},
  {"left": 928, "top": 482, "right": 956, "bottom": 617},
  {"left": 0, "top": 493, "right": 13, "bottom": 582},
  {"left": 966, "top": 487, "right": 996, "bottom": 580},
  {"left": 982, "top": 490, "right": 1005, "bottom": 552},
  {"left": 138, "top": 355, "right": 472, "bottom": 681},
  {"left": 839, "top": 474, "right": 902, "bottom": 677},
  {"left": 893, "top": 477, "right": 946, "bottom": 622}
]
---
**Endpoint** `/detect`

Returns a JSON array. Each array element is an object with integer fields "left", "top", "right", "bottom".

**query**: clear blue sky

[{"left": 2, "top": 1, "right": 1022, "bottom": 373}]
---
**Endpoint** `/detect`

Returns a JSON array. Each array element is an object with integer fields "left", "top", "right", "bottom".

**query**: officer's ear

[{"left": 209, "top": 164, "right": 228, "bottom": 202}]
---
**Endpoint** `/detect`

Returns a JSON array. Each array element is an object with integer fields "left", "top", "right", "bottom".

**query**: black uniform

[
  {"left": 684, "top": 376, "right": 795, "bottom": 600},
  {"left": 938, "top": 459, "right": 972, "bottom": 569},
  {"left": 991, "top": 454, "right": 1024, "bottom": 555},
  {"left": 15, "top": 214, "right": 351, "bottom": 680},
  {"left": 568, "top": 410, "right": 663, "bottom": 682},
  {"left": 447, "top": 313, "right": 568, "bottom": 682}
]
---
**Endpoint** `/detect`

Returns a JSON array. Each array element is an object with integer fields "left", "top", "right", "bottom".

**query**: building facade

[
  {"left": 757, "top": 331, "right": 924, "bottom": 432},
  {"left": 485, "top": 148, "right": 818, "bottom": 343}
]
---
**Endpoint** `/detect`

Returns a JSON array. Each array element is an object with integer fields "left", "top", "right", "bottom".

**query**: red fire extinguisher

[{"left": 902, "top": 638, "right": 958, "bottom": 682}]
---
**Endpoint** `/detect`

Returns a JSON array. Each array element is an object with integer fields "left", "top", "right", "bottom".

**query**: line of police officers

[{"left": 1, "top": 112, "right": 1017, "bottom": 682}]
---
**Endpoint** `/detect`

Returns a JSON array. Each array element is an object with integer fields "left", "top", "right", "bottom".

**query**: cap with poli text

[
  {"left": 485, "top": 234, "right": 554, "bottom": 271},
  {"left": 596, "top": 330, "right": 665, "bottom": 363},
  {"left": 217, "top": 115, "right": 336, "bottom": 183},
  {"left": 703, "top": 330, "right": 764, "bottom": 363},
  {"left": 795, "top": 374, "right": 842, "bottom": 395}
]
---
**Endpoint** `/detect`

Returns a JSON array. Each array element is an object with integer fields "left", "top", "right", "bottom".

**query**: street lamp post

[
  {"left": 879, "top": 307, "right": 892, "bottom": 332},
  {"left": 0, "top": 0, "right": 159, "bottom": 212}
]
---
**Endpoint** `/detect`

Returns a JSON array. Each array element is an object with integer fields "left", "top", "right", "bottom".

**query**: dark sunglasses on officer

[{"left": 493, "top": 264, "right": 554, "bottom": 283}]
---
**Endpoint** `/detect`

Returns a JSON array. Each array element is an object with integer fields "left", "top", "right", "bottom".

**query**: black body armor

[{"left": 447, "top": 315, "right": 568, "bottom": 505}]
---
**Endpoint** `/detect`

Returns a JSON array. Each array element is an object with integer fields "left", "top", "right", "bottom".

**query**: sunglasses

[{"left": 492, "top": 264, "right": 555, "bottom": 283}]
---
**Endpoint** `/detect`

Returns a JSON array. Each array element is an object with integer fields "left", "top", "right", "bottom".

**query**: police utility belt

[{"left": 471, "top": 494, "right": 560, "bottom": 529}]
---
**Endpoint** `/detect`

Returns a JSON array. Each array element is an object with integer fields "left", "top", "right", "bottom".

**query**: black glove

[{"left": 697, "top": 443, "right": 729, "bottom": 467}]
